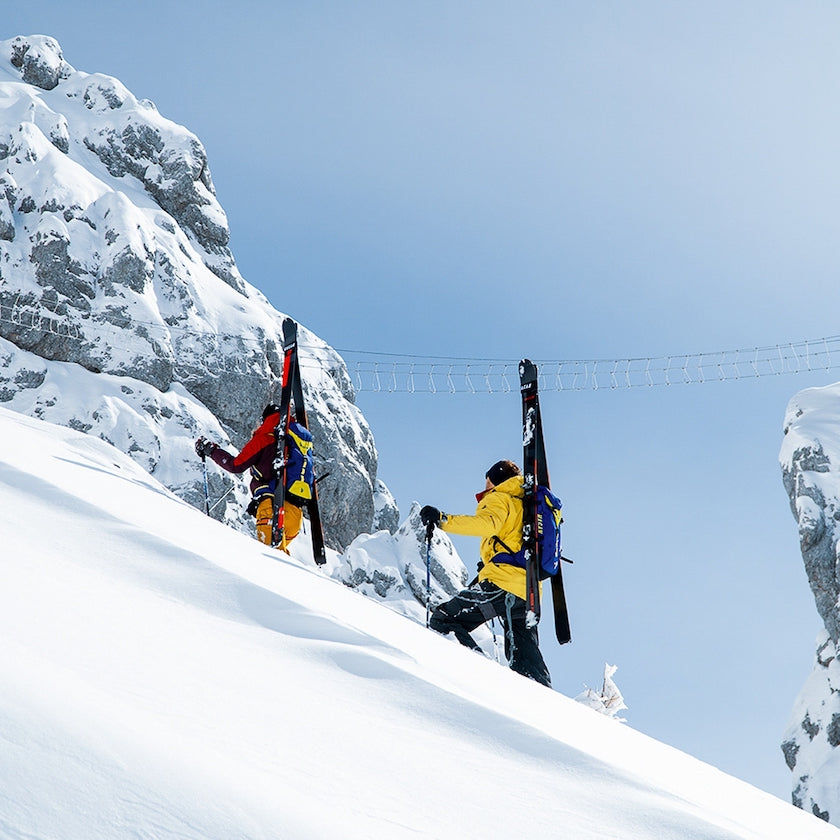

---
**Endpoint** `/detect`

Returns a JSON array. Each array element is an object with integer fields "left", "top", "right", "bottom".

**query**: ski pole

[
  {"left": 200, "top": 453, "right": 210, "bottom": 516},
  {"left": 207, "top": 482, "right": 237, "bottom": 514},
  {"left": 425, "top": 521, "right": 434, "bottom": 628}
]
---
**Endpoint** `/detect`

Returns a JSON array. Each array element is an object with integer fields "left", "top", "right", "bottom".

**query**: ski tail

[
  {"left": 551, "top": 573, "right": 572, "bottom": 644},
  {"left": 289, "top": 335, "right": 327, "bottom": 566}
]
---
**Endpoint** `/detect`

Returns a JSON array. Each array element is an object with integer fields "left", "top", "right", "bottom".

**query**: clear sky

[{"left": 8, "top": 2, "right": 840, "bottom": 800}]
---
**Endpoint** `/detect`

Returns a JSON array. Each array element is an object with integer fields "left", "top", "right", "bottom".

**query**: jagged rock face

[
  {"left": 0, "top": 35, "right": 398, "bottom": 550},
  {"left": 780, "top": 383, "right": 840, "bottom": 823}
]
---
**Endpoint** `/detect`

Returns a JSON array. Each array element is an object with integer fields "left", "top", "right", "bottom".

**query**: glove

[
  {"left": 420, "top": 505, "right": 442, "bottom": 527},
  {"left": 195, "top": 437, "right": 216, "bottom": 458}
]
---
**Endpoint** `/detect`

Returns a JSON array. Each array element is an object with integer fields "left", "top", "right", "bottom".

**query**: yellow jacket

[{"left": 440, "top": 475, "right": 532, "bottom": 601}]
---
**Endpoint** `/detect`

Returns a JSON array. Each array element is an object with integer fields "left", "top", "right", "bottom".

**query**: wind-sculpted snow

[
  {"left": 0, "top": 34, "right": 398, "bottom": 551},
  {"left": 780, "top": 382, "right": 840, "bottom": 823},
  {"left": 1, "top": 406, "right": 837, "bottom": 840}
]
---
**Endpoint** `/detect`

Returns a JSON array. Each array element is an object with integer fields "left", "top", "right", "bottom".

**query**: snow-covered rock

[
  {"left": 333, "top": 501, "right": 468, "bottom": 612},
  {"left": 0, "top": 34, "right": 398, "bottom": 550},
  {"left": 780, "top": 382, "right": 840, "bottom": 822}
]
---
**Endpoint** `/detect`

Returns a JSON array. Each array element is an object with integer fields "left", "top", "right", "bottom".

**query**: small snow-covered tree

[{"left": 576, "top": 663, "right": 628, "bottom": 721}]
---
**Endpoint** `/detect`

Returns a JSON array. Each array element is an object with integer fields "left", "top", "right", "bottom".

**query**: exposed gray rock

[
  {"left": 30, "top": 226, "right": 95, "bottom": 304},
  {"left": 75, "top": 80, "right": 239, "bottom": 291},
  {"left": 0, "top": 198, "right": 13, "bottom": 241},
  {"left": 373, "top": 479, "right": 400, "bottom": 534},
  {"left": 6, "top": 35, "right": 71, "bottom": 91}
]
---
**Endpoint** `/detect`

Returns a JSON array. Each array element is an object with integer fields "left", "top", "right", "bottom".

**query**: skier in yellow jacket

[{"left": 421, "top": 459, "right": 551, "bottom": 687}]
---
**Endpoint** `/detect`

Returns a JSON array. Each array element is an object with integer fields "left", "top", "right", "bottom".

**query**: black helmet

[{"left": 485, "top": 460, "right": 521, "bottom": 486}]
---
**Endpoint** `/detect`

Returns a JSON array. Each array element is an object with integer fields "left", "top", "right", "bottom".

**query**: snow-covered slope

[
  {"left": 780, "top": 382, "right": 840, "bottom": 822},
  {"left": 1, "top": 406, "right": 837, "bottom": 840}
]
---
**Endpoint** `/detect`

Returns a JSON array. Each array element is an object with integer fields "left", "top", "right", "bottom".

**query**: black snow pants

[{"left": 430, "top": 579, "right": 551, "bottom": 688}]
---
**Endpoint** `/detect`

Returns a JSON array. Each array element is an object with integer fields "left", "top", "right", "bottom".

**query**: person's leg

[
  {"left": 501, "top": 593, "right": 552, "bottom": 688},
  {"left": 430, "top": 582, "right": 505, "bottom": 650},
  {"left": 284, "top": 502, "right": 303, "bottom": 544},
  {"left": 255, "top": 496, "right": 274, "bottom": 546}
]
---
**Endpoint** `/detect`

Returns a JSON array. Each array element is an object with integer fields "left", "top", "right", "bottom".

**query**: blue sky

[{"left": 8, "top": 2, "right": 840, "bottom": 799}]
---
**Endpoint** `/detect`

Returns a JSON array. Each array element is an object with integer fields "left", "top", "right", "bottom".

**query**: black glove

[
  {"left": 420, "top": 505, "right": 442, "bottom": 527},
  {"left": 195, "top": 437, "right": 216, "bottom": 458}
]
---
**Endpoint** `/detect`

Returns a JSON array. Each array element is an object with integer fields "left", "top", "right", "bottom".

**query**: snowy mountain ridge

[
  {"left": 0, "top": 34, "right": 395, "bottom": 550},
  {"left": 2, "top": 404, "right": 838, "bottom": 839}
]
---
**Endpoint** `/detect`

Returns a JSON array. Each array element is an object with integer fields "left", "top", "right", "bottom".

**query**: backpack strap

[{"left": 491, "top": 535, "right": 516, "bottom": 556}]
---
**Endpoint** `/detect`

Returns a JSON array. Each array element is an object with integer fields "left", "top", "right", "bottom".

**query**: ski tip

[{"left": 519, "top": 359, "right": 538, "bottom": 382}]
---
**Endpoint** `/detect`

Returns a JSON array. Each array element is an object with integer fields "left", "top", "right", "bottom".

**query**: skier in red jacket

[{"left": 196, "top": 404, "right": 313, "bottom": 548}]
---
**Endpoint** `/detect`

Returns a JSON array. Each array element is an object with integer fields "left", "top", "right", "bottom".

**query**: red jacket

[{"left": 210, "top": 412, "right": 280, "bottom": 497}]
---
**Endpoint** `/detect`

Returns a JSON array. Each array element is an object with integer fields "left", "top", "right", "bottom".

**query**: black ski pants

[{"left": 430, "top": 580, "right": 551, "bottom": 688}]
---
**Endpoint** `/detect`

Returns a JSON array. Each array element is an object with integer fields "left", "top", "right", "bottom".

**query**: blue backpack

[
  {"left": 493, "top": 486, "right": 563, "bottom": 579},
  {"left": 249, "top": 421, "right": 314, "bottom": 514},
  {"left": 283, "top": 421, "right": 314, "bottom": 502}
]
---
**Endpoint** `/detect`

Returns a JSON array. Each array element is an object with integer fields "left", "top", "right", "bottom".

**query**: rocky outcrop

[
  {"left": 8, "top": 35, "right": 71, "bottom": 91},
  {"left": 780, "top": 383, "right": 840, "bottom": 823},
  {"left": 337, "top": 502, "right": 468, "bottom": 607},
  {"left": 0, "top": 34, "right": 398, "bottom": 550}
]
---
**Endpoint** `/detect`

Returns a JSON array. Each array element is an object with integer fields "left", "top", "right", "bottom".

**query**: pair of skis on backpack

[
  {"left": 519, "top": 359, "right": 572, "bottom": 645},
  {"left": 272, "top": 318, "right": 327, "bottom": 565},
  {"left": 271, "top": 326, "right": 569, "bottom": 641}
]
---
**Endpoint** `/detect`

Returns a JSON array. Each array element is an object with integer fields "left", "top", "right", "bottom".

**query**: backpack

[
  {"left": 283, "top": 421, "right": 314, "bottom": 503},
  {"left": 493, "top": 486, "right": 563, "bottom": 579}
]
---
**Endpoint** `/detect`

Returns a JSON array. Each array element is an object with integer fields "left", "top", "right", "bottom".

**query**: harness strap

[
  {"left": 477, "top": 596, "right": 500, "bottom": 623},
  {"left": 465, "top": 580, "right": 506, "bottom": 623}
]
